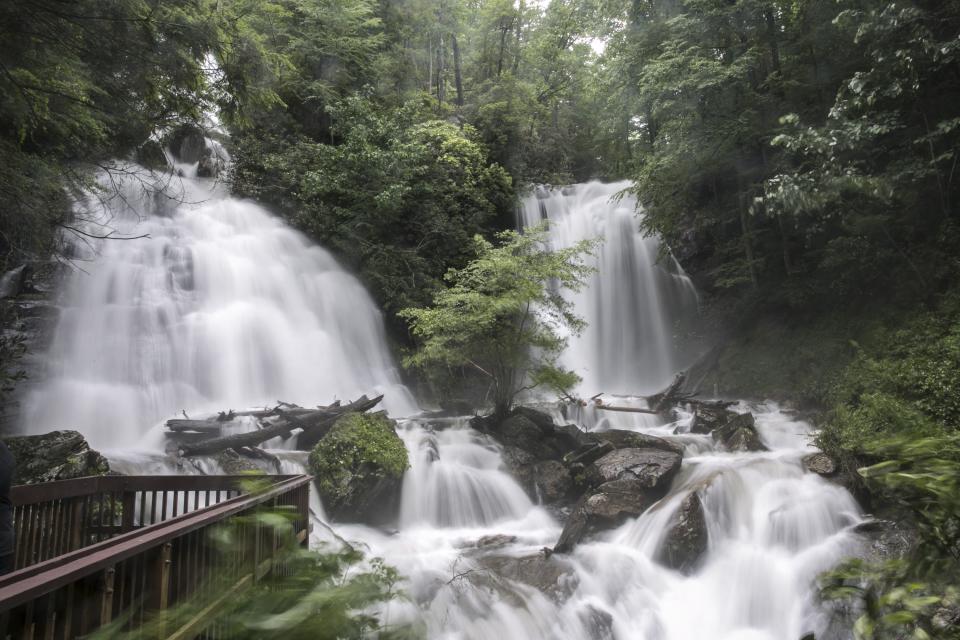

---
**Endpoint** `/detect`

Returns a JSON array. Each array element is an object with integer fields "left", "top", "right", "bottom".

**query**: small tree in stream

[{"left": 400, "top": 227, "right": 596, "bottom": 418}]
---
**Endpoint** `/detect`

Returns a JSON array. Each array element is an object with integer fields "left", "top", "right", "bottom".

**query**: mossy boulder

[
  {"left": 6, "top": 430, "right": 110, "bottom": 485},
  {"left": 308, "top": 412, "right": 408, "bottom": 524}
]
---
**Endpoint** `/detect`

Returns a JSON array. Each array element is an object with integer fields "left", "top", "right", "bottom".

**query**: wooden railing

[{"left": 0, "top": 474, "right": 312, "bottom": 639}]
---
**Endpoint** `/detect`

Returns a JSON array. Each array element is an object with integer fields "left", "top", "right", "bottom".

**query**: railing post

[
  {"left": 146, "top": 542, "right": 173, "bottom": 637},
  {"left": 99, "top": 566, "right": 115, "bottom": 626},
  {"left": 121, "top": 490, "right": 136, "bottom": 533},
  {"left": 69, "top": 499, "right": 84, "bottom": 554}
]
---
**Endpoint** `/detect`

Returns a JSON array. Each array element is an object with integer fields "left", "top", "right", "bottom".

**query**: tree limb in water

[{"left": 175, "top": 395, "right": 383, "bottom": 456}]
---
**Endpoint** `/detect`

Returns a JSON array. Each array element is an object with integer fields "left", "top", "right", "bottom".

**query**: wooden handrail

[
  {"left": 0, "top": 476, "right": 310, "bottom": 599},
  {"left": 0, "top": 474, "right": 313, "bottom": 638}
]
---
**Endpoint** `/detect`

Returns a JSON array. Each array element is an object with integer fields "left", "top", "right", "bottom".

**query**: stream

[{"left": 19, "top": 151, "right": 866, "bottom": 639}]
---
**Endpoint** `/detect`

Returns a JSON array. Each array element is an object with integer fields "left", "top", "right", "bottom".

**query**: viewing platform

[{"left": 0, "top": 474, "right": 312, "bottom": 639}]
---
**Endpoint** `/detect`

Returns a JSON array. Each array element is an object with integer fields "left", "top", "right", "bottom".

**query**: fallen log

[
  {"left": 593, "top": 403, "right": 659, "bottom": 415},
  {"left": 166, "top": 420, "right": 225, "bottom": 433},
  {"left": 178, "top": 395, "right": 383, "bottom": 457}
]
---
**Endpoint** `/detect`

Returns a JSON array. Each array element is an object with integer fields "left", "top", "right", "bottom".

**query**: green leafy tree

[
  {"left": 231, "top": 96, "right": 513, "bottom": 329},
  {"left": 400, "top": 227, "right": 597, "bottom": 417}
]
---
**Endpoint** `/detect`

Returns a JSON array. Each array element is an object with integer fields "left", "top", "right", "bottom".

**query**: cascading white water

[
  {"left": 334, "top": 406, "right": 863, "bottom": 640},
  {"left": 22, "top": 153, "right": 867, "bottom": 640},
  {"left": 22, "top": 147, "right": 416, "bottom": 448},
  {"left": 321, "top": 183, "right": 865, "bottom": 639},
  {"left": 518, "top": 181, "right": 700, "bottom": 395}
]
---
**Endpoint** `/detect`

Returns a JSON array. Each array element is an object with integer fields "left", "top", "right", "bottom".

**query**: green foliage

[
  {"left": 308, "top": 412, "right": 409, "bottom": 503},
  {"left": 0, "top": 0, "right": 280, "bottom": 265},
  {"left": 231, "top": 97, "right": 513, "bottom": 325},
  {"left": 400, "top": 227, "right": 596, "bottom": 416},
  {"left": 815, "top": 294, "right": 960, "bottom": 639},
  {"left": 819, "top": 432, "right": 960, "bottom": 639},
  {"left": 94, "top": 486, "right": 411, "bottom": 639}
]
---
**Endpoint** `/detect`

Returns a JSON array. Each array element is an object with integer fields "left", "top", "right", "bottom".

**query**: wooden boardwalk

[{"left": 0, "top": 474, "right": 311, "bottom": 639}]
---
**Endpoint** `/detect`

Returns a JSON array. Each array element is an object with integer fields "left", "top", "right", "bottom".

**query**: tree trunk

[
  {"left": 438, "top": 33, "right": 446, "bottom": 105},
  {"left": 452, "top": 34, "right": 464, "bottom": 106},
  {"left": 177, "top": 395, "right": 383, "bottom": 456}
]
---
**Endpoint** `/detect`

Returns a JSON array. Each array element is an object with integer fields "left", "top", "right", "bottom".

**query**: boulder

[
  {"left": 533, "top": 460, "right": 574, "bottom": 504},
  {"left": 5, "top": 430, "right": 110, "bottom": 485},
  {"left": 563, "top": 441, "right": 614, "bottom": 467},
  {"left": 555, "top": 447, "right": 683, "bottom": 552},
  {"left": 497, "top": 414, "right": 547, "bottom": 457},
  {"left": 477, "top": 553, "right": 577, "bottom": 601},
  {"left": 500, "top": 444, "right": 538, "bottom": 496},
  {"left": 689, "top": 404, "right": 736, "bottom": 434},
  {"left": 511, "top": 406, "right": 557, "bottom": 433},
  {"left": 802, "top": 452, "right": 837, "bottom": 476},
  {"left": 476, "top": 534, "right": 517, "bottom": 548},
  {"left": 588, "top": 448, "right": 683, "bottom": 490},
  {"left": 593, "top": 429, "right": 684, "bottom": 456},
  {"left": 712, "top": 413, "right": 767, "bottom": 452},
  {"left": 656, "top": 493, "right": 708, "bottom": 573},
  {"left": 554, "top": 482, "right": 661, "bottom": 553},
  {"left": 490, "top": 409, "right": 587, "bottom": 462},
  {"left": 196, "top": 152, "right": 218, "bottom": 178},
  {"left": 213, "top": 449, "right": 261, "bottom": 475},
  {"left": 308, "top": 412, "right": 408, "bottom": 524}
]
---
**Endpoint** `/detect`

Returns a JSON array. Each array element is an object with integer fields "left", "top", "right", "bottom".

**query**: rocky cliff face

[{"left": 0, "top": 260, "right": 64, "bottom": 435}]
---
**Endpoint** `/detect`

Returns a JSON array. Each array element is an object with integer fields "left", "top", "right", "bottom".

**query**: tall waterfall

[
  {"left": 22, "top": 149, "right": 416, "bottom": 448},
  {"left": 518, "top": 181, "right": 699, "bottom": 395}
]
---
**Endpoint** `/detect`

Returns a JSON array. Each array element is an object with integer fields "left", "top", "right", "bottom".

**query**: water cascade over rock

[
  {"left": 21, "top": 162, "right": 868, "bottom": 640},
  {"left": 518, "top": 181, "right": 700, "bottom": 395},
  {"left": 22, "top": 147, "right": 416, "bottom": 448}
]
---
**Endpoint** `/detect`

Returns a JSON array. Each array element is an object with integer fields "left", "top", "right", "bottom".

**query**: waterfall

[
  {"left": 518, "top": 181, "right": 700, "bottom": 395},
  {"left": 22, "top": 148, "right": 417, "bottom": 448},
  {"left": 21, "top": 156, "right": 866, "bottom": 639}
]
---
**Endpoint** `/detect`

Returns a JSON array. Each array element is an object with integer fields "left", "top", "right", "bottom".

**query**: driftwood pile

[{"left": 165, "top": 394, "right": 383, "bottom": 459}]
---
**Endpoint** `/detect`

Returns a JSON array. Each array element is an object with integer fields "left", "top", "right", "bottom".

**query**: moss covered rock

[
  {"left": 6, "top": 430, "right": 110, "bottom": 485},
  {"left": 308, "top": 412, "right": 408, "bottom": 524}
]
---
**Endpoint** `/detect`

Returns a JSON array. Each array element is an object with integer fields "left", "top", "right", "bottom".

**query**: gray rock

[
  {"left": 554, "top": 482, "right": 661, "bottom": 553},
  {"left": 511, "top": 406, "right": 557, "bottom": 433},
  {"left": 802, "top": 452, "right": 838, "bottom": 476},
  {"left": 214, "top": 449, "right": 261, "bottom": 475},
  {"left": 500, "top": 444, "right": 537, "bottom": 496},
  {"left": 594, "top": 429, "right": 684, "bottom": 455},
  {"left": 589, "top": 448, "right": 683, "bottom": 489},
  {"left": 0, "top": 265, "right": 28, "bottom": 299},
  {"left": 477, "top": 552, "right": 577, "bottom": 602},
  {"left": 476, "top": 534, "right": 518, "bottom": 548},
  {"left": 555, "top": 448, "right": 682, "bottom": 553},
  {"left": 564, "top": 440, "right": 614, "bottom": 467},
  {"left": 5, "top": 430, "right": 111, "bottom": 485},
  {"left": 689, "top": 405, "right": 736, "bottom": 434},
  {"left": 196, "top": 151, "right": 218, "bottom": 178},
  {"left": 498, "top": 414, "right": 547, "bottom": 457},
  {"left": 712, "top": 413, "right": 767, "bottom": 452},
  {"left": 656, "top": 493, "right": 708, "bottom": 573},
  {"left": 578, "top": 605, "right": 614, "bottom": 640},
  {"left": 533, "top": 460, "right": 574, "bottom": 504}
]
